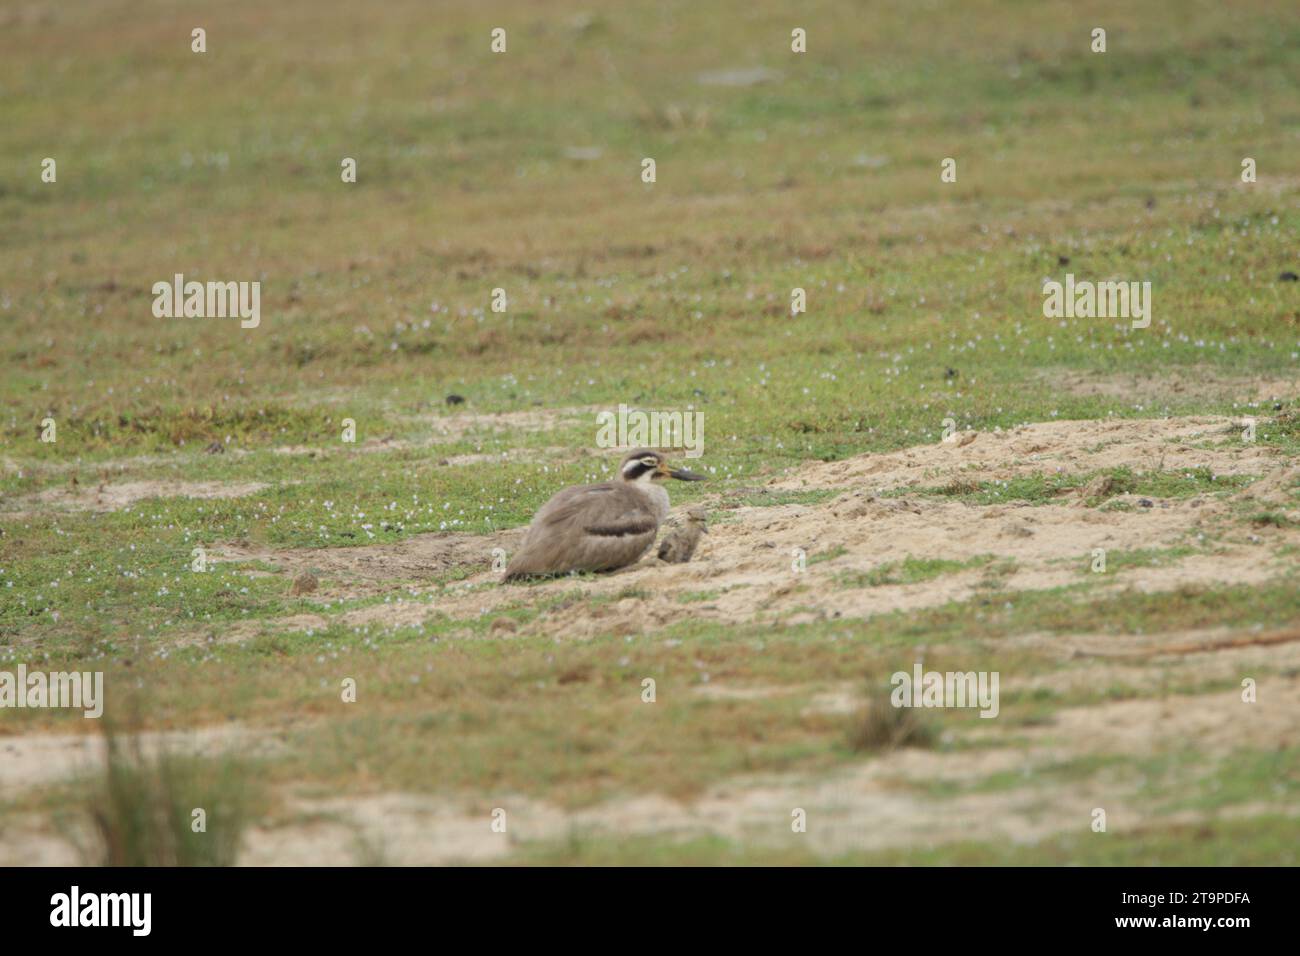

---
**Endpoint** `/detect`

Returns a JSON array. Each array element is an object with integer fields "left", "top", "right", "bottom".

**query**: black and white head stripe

[{"left": 620, "top": 450, "right": 662, "bottom": 479}]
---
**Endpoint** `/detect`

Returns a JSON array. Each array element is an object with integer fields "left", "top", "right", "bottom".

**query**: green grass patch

[
  {"left": 838, "top": 554, "right": 996, "bottom": 588},
  {"left": 900, "top": 466, "right": 1254, "bottom": 507}
]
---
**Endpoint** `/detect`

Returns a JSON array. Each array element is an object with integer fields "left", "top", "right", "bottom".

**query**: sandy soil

[
  {"left": 0, "top": 723, "right": 293, "bottom": 798},
  {"left": 1, "top": 479, "right": 270, "bottom": 516},
  {"left": 193, "top": 415, "right": 1297, "bottom": 645},
  {"left": 9, "top": 651, "right": 1289, "bottom": 866},
  {"left": 1039, "top": 367, "right": 1297, "bottom": 402},
  {"left": 769, "top": 415, "right": 1280, "bottom": 492},
  {"left": 272, "top": 407, "right": 595, "bottom": 458},
  {"left": 4, "top": 414, "right": 1296, "bottom": 865},
  {"left": 226, "top": 662, "right": 1300, "bottom": 864}
]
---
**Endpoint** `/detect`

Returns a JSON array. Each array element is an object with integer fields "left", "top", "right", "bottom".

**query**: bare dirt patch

[
  {"left": 233, "top": 670, "right": 1299, "bottom": 865},
  {"left": 0, "top": 816, "right": 82, "bottom": 866},
  {"left": 267, "top": 408, "right": 595, "bottom": 458},
  {"left": 0, "top": 722, "right": 292, "bottom": 798},
  {"left": 211, "top": 528, "right": 524, "bottom": 593},
  {"left": 0, "top": 479, "right": 269, "bottom": 516},
  {"left": 770, "top": 415, "right": 1282, "bottom": 493},
  {"left": 1039, "top": 367, "right": 1297, "bottom": 404},
  {"left": 0, "top": 721, "right": 302, "bottom": 866},
  {"left": 6, "top": 627, "right": 1293, "bottom": 866},
  {"left": 204, "top": 415, "right": 1298, "bottom": 643},
  {"left": 409, "top": 406, "right": 594, "bottom": 442}
]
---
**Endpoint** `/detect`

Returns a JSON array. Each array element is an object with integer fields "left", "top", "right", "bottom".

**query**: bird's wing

[{"left": 506, "top": 483, "right": 659, "bottom": 577}]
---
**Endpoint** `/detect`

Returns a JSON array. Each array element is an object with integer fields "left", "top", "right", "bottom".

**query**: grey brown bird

[
  {"left": 657, "top": 507, "right": 708, "bottom": 563},
  {"left": 503, "top": 449, "right": 706, "bottom": 581}
]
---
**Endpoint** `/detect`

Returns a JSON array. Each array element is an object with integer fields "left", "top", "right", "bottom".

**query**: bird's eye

[{"left": 641, "top": 457, "right": 657, "bottom": 467}]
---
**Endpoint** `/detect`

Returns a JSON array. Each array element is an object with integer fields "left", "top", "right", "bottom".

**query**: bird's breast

[{"left": 640, "top": 483, "right": 670, "bottom": 523}]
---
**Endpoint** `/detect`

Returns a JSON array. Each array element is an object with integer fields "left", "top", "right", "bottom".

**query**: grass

[
  {"left": 72, "top": 723, "right": 261, "bottom": 866},
  {"left": 1249, "top": 511, "right": 1299, "bottom": 529},
  {"left": 1141, "top": 747, "right": 1300, "bottom": 815},
  {"left": 837, "top": 554, "right": 996, "bottom": 588},
  {"left": 1084, "top": 545, "right": 1198, "bottom": 574},
  {"left": 510, "top": 815, "right": 1300, "bottom": 866},
  {"left": 846, "top": 683, "right": 938, "bottom": 753},
  {"left": 724, "top": 489, "right": 843, "bottom": 509},
  {"left": 899, "top": 466, "right": 1255, "bottom": 507},
  {"left": 1, "top": 0, "right": 1298, "bottom": 865}
]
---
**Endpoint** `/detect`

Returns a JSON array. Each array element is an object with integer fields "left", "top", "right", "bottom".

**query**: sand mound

[{"left": 204, "top": 415, "right": 1297, "bottom": 643}]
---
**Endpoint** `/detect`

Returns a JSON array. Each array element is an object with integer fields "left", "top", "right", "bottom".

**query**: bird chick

[{"left": 657, "top": 507, "right": 708, "bottom": 563}]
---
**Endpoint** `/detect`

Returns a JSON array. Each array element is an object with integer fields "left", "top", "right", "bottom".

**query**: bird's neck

[{"left": 628, "top": 479, "right": 670, "bottom": 522}]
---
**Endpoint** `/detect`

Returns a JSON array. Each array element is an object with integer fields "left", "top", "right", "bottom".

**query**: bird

[
  {"left": 657, "top": 507, "right": 708, "bottom": 563},
  {"left": 503, "top": 449, "right": 706, "bottom": 581}
]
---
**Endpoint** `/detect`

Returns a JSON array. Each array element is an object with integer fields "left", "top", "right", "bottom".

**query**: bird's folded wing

[
  {"left": 532, "top": 485, "right": 610, "bottom": 527},
  {"left": 571, "top": 506, "right": 658, "bottom": 571},
  {"left": 537, "top": 486, "right": 655, "bottom": 536},
  {"left": 584, "top": 511, "right": 658, "bottom": 537},
  {"left": 510, "top": 484, "right": 659, "bottom": 575}
]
